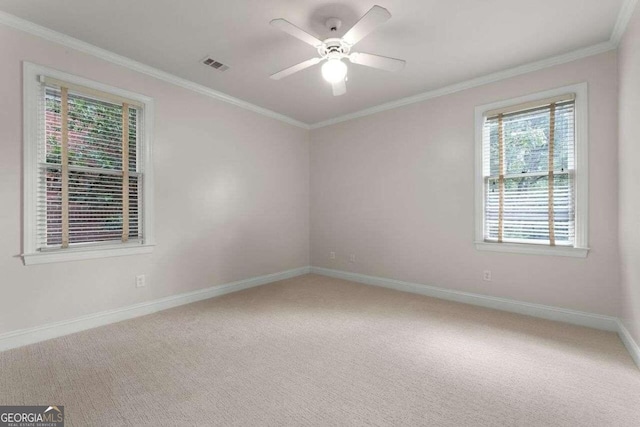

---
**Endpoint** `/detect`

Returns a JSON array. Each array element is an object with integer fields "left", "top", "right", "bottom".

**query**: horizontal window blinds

[
  {"left": 482, "top": 96, "right": 575, "bottom": 246},
  {"left": 38, "top": 80, "right": 143, "bottom": 250}
]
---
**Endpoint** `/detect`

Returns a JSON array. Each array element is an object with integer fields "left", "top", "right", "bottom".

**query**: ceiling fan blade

[
  {"left": 349, "top": 52, "right": 405, "bottom": 72},
  {"left": 342, "top": 5, "right": 391, "bottom": 46},
  {"left": 332, "top": 79, "right": 347, "bottom": 96},
  {"left": 270, "top": 19, "right": 323, "bottom": 47},
  {"left": 270, "top": 57, "right": 322, "bottom": 80}
]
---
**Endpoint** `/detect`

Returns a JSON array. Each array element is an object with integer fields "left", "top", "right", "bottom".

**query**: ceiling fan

[{"left": 269, "top": 5, "right": 406, "bottom": 96}]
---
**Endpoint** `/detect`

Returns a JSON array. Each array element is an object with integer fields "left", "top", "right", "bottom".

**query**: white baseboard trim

[
  {"left": 617, "top": 320, "right": 640, "bottom": 369},
  {"left": 0, "top": 266, "right": 311, "bottom": 352},
  {"left": 311, "top": 267, "right": 619, "bottom": 332},
  {"left": 311, "top": 267, "right": 640, "bottom": 369},
  {"left": 3, "top": 265, "right": 638, "bottom": 370}
]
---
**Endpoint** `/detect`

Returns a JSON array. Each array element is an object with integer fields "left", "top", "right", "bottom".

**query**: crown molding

[
  {"left": 611, "top": 0, "right": 639, "bottom": 46},
  {"left": 309, "top": 41, "right": 615, "bottom": 129},
  {"left": 310, "top": 0, "right": 637, "bottom": 129},
  {"left": 1, "top": 0, "right": 636, "bottom": 131},
  {"left": 0, "top": 10, "right": 310, "bottom": 130}
]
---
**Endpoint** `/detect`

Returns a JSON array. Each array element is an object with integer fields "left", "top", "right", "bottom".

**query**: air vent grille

[{"left": 202, "top": 57, "right": 229, "bottom": 71}]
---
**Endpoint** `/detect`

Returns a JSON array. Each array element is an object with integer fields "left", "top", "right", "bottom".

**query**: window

[
  {"left": 474, "top": 84, "right": 588, "bottom": 257},
  {"left": 23, "top": 63, "right": 154, "bottom": 265}
]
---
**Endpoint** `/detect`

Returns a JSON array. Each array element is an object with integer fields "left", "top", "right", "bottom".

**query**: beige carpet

[{"left": 1, "top": 274, "right": 639, "bottom": 426}]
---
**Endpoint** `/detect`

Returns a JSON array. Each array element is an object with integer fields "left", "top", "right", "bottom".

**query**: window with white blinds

[
  {"left": 23, "top": 63, "right": 154, "bottom": 265},
  {"left": 40, "top": 82, "right": 142, "bottom": 248},
  {"left": 475, "top": 84, "right": 588, "bottom": 257}
]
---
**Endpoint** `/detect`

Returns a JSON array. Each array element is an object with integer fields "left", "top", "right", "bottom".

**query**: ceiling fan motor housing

[{"left": 318, "top": 38, "right": 351, "bottom": 59}]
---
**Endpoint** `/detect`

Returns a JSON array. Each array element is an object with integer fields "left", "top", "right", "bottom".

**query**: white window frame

[
  {"left": 22, "top": 62, "right": 155, "bottom": 265},
  {"left": 474, "top": 83, "right": 589, "bottom": 258}
]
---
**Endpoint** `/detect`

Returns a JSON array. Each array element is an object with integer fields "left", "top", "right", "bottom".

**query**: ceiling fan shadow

[{"left": 305, "top": 3, "right": 361, "bottom": 39}]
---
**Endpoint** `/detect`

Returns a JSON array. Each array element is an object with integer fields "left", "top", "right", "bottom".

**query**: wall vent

[{"left": 201, "top": 57, "right": 229, "bottom": 71}]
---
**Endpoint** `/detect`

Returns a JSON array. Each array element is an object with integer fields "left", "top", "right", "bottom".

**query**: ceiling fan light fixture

[
  {"left": 321, "top": 59, "right": 348, "bottom": 83},
  {"left": 270, "top": 6, "right": 405, "bottom": 95}
]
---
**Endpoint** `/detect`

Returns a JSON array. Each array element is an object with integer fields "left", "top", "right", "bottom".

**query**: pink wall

[
  {"left": 618, "top": 6, "right": 640, "bottom": 343},
  {"left": 0, "top": 18, "right": 629, "bottom": 339},
  {"left": 0, "top": 26, "right": 310, "bottom": 335},
  {"left": 311, "top": 51, "right": 620, "bottom": 316}
]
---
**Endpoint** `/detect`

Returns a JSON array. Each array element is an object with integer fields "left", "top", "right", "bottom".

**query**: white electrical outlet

[
  {"left": 329, "top": 251, "right": 336, "bottom": 260},
  {"left": 349, "top": 254, "right": 356, "bottom": 263},
  {"left": 483, "top": 270, "right": 492, "bottom": 281},
  {"left": 136, "top": 275, "right": 146, "bottom": 288}
]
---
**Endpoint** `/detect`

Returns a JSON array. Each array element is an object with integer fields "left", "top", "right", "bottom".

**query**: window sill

[
  {"left": 22, "top": 243, "right": 155, "bottom": 265},
  {"left": 475, "top": 242, "right": 589, "bottom": 258}
]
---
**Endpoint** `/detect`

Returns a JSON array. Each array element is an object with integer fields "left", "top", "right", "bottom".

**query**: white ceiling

[{"left": 0, "top": 0, "right": 625, "bottom": 125}]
